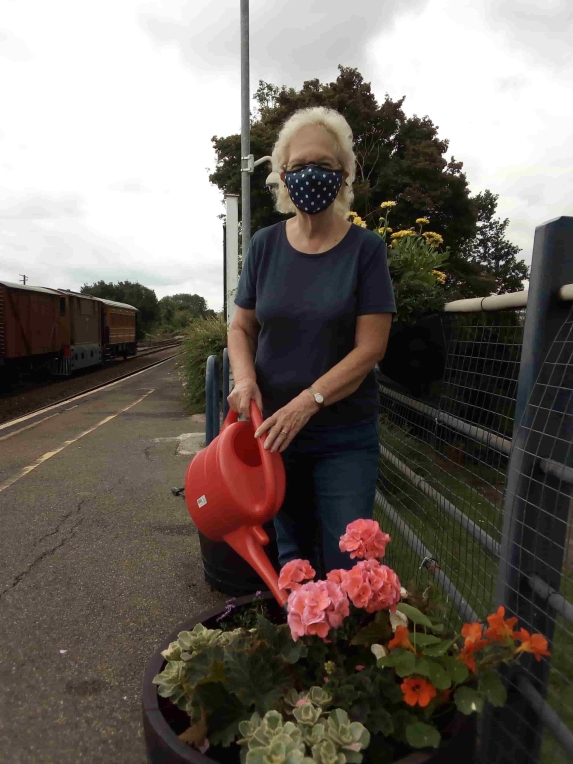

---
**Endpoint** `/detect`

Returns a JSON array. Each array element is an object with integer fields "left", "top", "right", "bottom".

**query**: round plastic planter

[{"left": 142, "top": 593, "right": 476, "bottom": 764}]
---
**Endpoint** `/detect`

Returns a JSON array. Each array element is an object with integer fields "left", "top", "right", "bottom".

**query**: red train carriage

[
  {"left": 99, "top": 298, "right": 138, "bottom": 361},
  {"left": 0, "top": 281, "right": 66, "bottom": 378},
  {"left": 0, "top": 282, "right": 138, "bottom": 381}
]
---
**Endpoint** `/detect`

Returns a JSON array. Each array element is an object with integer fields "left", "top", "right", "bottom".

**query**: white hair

[{"left": 270, "top": 106, "right": 356, "bottom": 218}]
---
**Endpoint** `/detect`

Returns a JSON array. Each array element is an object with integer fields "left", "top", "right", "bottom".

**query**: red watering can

[{"left": 184, "top": 400, "right": 287, "bottom": 606}]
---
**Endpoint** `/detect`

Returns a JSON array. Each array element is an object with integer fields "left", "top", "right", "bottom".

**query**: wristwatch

[{"left": 307, "top": 386, "right": 325, "bottom": 408}]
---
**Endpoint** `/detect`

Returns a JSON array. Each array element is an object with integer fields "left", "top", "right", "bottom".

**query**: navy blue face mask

[{"left": 284, "top": 164, "right": 344, "bottom": 214}]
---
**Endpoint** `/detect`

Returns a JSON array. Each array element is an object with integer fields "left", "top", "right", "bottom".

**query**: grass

[{"left": 373, "top": 413, "right": 573, "bottom": 763}]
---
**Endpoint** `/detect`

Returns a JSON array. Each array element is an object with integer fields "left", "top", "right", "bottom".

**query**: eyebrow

[{"left": 288, "top": 156, "right": 336, "bottom": 165}]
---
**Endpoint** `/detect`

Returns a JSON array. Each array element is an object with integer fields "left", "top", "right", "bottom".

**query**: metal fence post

[
  {"left": 223, "top": 348, "right": 230, "bottom": 423},
  {"left": 205, "top": 355, "right": 220, "bottom": 446},
  {"left": 482, "top": 217, "right": 573, "bottom": 762}
]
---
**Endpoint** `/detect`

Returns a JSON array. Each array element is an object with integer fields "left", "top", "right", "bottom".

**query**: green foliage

[
  {"left": 237, "top": 704, "right": 370, "bottom": 764},
  {"left": 178, "top": 313, "right": 228, "bottom": 414},
  {"left": 458, "top": 189, "right": 530, "bottom": 297},
  {"left": 158, "top": 293, "right": 217, "bottom": 335},
  {"left": 405, "top": 722, "right": 441, "bottom": 749},
  {"left": 80, "top": 279, "right": 159, "bottom": 339},
  {"left": 209, "top": 65, "right": 523, "bottom": 300}
]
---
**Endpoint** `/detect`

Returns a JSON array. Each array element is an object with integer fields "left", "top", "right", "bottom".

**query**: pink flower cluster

[
  {"left": 280, "top": 519, "right": 401, "bottom": 642},
  {"left": 339, "top": 519, "right": 391, "bottom": 560},
  {"left": 278, "top": 559, "right": 316, "bottom": 594},
  {"left": 328, "top": 560, "right": 402, "bottom": 613},
  {"left": 287, "top": 580, "right": 350, "bottom": 642}
]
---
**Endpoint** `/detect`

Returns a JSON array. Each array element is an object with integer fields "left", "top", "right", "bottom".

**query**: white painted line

[
  {"left": 0, "top": 355, "right": 176, "bottom": 433},
  {"left": 0, "top": 412, "right": 61, "bottom": 442},
  {"left": 0, "top": 389, "right": 154, "bottom": 495}
]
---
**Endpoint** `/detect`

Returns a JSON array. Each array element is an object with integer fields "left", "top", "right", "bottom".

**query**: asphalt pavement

[{"left": 0, "top": 357, "right": 226, "bottom": 763}]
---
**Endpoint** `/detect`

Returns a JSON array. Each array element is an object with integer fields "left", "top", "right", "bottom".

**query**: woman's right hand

[{"left": 227, "top": 377, "right": 263, "bottom": 421}]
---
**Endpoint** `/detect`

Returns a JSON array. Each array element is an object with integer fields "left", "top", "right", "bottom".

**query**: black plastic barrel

[{"left": 198, "top": 520, "right": 280, "bottom": 597}]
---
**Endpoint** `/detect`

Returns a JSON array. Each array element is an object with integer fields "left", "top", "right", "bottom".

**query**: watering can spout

[{"left": 223, "top": 526, "right": 287, "bottom": 606}]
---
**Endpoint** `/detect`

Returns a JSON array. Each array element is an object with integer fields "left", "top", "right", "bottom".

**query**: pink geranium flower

[
  {"left": 340, "top": 559, "right": 402, "bottom": 613},
  {"left": 339, "top": 519, "right": 391, "bottom": 561},
  {"left": 278, "top": 559, "right": 316, "bottom": 594},
  {"left": 287, "top": 580, "right": 350, "bottom": 642}
]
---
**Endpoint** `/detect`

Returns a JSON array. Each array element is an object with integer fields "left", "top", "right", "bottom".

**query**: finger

[
  {"left": 264, "top": 424, "right": 287, "bottom": 451},
  {"left": 254, "top": 417, "right": 274, "bottom": 439}
]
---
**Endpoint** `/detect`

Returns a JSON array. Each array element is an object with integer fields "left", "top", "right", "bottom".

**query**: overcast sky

[{"left": 1, "top": 0, "right": 571, "bottom": 311}]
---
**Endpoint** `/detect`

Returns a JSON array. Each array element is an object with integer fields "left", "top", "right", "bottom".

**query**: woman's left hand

[{"left": 254, "top": 392, "right": 320, "bottom": 453}]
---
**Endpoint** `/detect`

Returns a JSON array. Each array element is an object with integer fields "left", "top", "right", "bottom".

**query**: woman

[{"left": 227, "top": 106, "right": 396, "bottom": 577}]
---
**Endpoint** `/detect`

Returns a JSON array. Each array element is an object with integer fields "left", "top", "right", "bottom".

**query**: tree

[
  {"left": 457, "top": 190, "right": 529, "bottom": 297},
  {"left": 81, "top": 280, "right": 159, "bottom": 339},
  {"left": 210, "top": 66, "right": 497, "bottom": 296}
]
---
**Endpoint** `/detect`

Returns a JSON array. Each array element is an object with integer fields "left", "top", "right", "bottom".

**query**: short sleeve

[
  {"left": 357, "top": 239, "right": 397, "bottom": 315},
  {"left": 234, "top": 233, "right": 259, "bottom": 309}
]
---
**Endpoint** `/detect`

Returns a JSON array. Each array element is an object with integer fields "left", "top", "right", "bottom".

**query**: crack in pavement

[
  {"left": 143, "top": 445, "right": 155, "bottom": 461},
  {"left": 1, "top": 500, "right": 88, "bottom": 599}
]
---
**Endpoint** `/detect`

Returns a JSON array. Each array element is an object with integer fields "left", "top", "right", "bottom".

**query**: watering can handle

[{"left": 222, "top": 400, "right": 277, "bottom": 521}]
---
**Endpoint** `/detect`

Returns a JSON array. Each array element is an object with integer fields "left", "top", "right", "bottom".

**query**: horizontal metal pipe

[
  {"left": 379, "top": 384, "right": 512, "bottom": 456},
  {"left": 442, "top": 282, "right": 573, "bottom": 313},
  {"left": 516, "top": 675, "right": 573, "bottom": 755},
  {"left": 375, "top": 490, "right": 480, "bottom": 623},
  {"left": 378, "top": 443, "right": 501, "bottom": 557},
  {"left": 527, "top": 574, "right": 573, "bottom": 625},
  {"left": 538, "top": 458, "right": 573, "bottom": 485}
]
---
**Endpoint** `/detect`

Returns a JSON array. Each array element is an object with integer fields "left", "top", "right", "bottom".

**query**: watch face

[{"left": 316, "top": 393, "right": 324, "bottom": 403}]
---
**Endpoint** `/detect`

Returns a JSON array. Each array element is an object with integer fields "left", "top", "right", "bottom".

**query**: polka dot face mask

[{"left": 284, "top": 164, "right": 344, "bottom": 215}]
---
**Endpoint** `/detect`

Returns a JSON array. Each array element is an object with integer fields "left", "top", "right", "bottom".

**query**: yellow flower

[
  {"left": 348, "top": 211, "right": 358, "bottom": 218},
  {"left": 378, "top": 226, "right": 393, "bottom": 234},
  {"left": 380, "top": 201, "right": 397, "bottom": 209},
  {"left": 353, "top": 215, "right": 367, "bottom": 228},
  {"left": 416, "top": 218, "right": 430, "bottom": 225},
  {"left": 432, "top": 270, "right": 446, "bottom": 284},
  {"left": 390, "top": 229, "right": 416, "bottom": 239}
]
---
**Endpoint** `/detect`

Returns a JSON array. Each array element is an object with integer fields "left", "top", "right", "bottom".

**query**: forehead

[{"left": 286, "top": 125, "right": 338, "bottom": 162}]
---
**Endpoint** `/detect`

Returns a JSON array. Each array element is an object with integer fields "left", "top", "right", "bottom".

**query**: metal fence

[
  {"left": 374, "top": 216, "right": 573, "bottom": 763},
  {"left": 206, "top": 216, "right": 573, "bottom": 763}
]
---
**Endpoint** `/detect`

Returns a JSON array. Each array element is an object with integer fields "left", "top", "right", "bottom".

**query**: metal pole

[
  {"left": 225, "top": 194, "right": 239, "bottom": 329},
  {"left": 223, "top": 348, "right": 230, "bottom": 423},
  {"left": 240, "top": 0, "right": 251, "bottom": 255},
  {"left": 223, "top": 222, "right": 227, "bottom": 321}
]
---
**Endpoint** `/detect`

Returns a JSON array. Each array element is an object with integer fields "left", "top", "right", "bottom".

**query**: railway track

[{"left": 0, "top": 344, "right": 183, "bottom": 426}]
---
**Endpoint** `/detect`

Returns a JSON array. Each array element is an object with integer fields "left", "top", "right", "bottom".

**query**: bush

[{"left": 179, "top": 313, "right": 228, "bottom": 414}]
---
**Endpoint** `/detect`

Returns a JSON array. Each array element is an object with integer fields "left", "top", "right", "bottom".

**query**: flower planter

[{"left": 142, "top": 593, "right": 476, "bottom": 764}]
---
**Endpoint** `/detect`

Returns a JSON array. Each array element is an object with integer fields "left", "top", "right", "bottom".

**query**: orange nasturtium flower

[
  {"left": 484, "top": 606, "right": 518, "bottom": 642},
  {"left": 458, "top": 622, "right": 489, "bottom": 673},
  {"left": 401, "top": 677, "right": 437, "bottom": 708},
  {"left": 388, "top": 625, "right": 415, "bottom": 653},
  {"left": 514, "top": 629, "right": 551, "bottom": 662}
]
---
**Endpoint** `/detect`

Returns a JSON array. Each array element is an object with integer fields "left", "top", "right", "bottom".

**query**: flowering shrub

[
  {"left": 153, "top": 520, "right": 551, "bottom": 762},
  {"left": 349, "top": 204, "right": 450, "bottom": 324}
]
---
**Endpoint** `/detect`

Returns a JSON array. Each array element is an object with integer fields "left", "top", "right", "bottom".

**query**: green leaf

[
  {"left": 422, "top": 638, "right": 456, "bottom": 657},
  {"left": 405, "top": 722, "right": 441, "bottom": 749},
  {"left": 396, "top": 603, "right": 442, "bottom": 632},
  {"left": 413, "top": 658, "right": 433, "bottom": 678},
  {"left": 428, "top": 662, "right": 451, "bottom": 690},
  {"left": 350, "top": 611, "right": 392, "bottom": 646},
  {"left": 394, "top": 650, "right": 416, "bottom": 677},
  {"left": 443, "top": 657, "right": 469, "bottom": 685},
  {"left": 409, "top": 633, "right": 442, "bottom": 648},
  {"left": 478, "top": 670, "right": 507, "bottom": 708},
  {"left": 454, "top": 686, "right": 484, "bottom": 715},
  {"left": 368, "top": 706, "right": 394, "bottom": 737}
]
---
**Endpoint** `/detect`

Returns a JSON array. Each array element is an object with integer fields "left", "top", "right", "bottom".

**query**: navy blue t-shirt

[{"left": 234, "top": 220, "right": 396, "bottom": 428}]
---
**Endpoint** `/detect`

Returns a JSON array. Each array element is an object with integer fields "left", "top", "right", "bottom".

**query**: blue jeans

[{"left": 273, "top": 416, "right": 380, "bottom": 577}]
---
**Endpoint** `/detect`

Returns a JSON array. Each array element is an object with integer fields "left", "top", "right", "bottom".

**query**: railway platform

[{"left": 0, "top": 356, "right": 225, "bottom": 763}]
